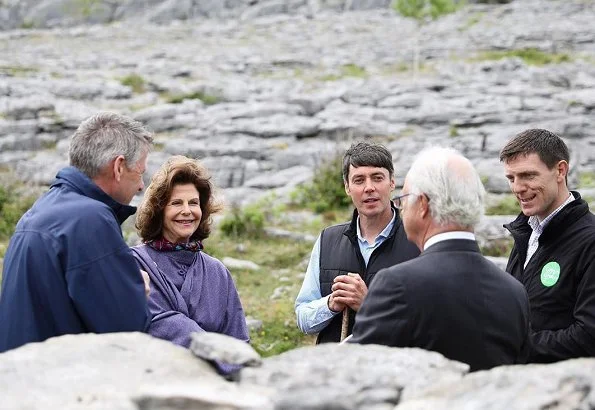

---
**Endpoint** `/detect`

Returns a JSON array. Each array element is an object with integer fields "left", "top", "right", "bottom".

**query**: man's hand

[
  {"left": 140, "top": 269, "right": 151, "bottom": 298},
  {"left": 330, "top": 273, "right": 368, "bottom": 312}
]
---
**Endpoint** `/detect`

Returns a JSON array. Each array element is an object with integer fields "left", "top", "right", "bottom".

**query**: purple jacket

[{"left": 131, "top": 244, "right": 249, "bottom": 348}]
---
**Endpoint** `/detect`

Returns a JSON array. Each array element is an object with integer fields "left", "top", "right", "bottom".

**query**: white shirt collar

[{"left": 424, "top": 231, "right": 476, "bottom": 251}]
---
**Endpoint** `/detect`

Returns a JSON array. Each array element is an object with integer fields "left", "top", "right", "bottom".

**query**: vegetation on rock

[{"left": 291, "top": 154, "right": 353, "bottom": 214}]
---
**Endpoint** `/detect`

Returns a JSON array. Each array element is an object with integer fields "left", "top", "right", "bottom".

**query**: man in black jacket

[
  {"left": 295, "top": 141, "right": 419, "bottom": 343},
  {"left": 501, "top": 129, "right": 595, "bottom": 362},
  {"left": 351, "top": 147, "right": 530, "bottom": 371}
]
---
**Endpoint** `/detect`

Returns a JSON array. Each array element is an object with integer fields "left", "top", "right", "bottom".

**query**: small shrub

[
  {"left": 0, "top": 182, "right": 36, "bottom": 241},
  {"left": 393, "top": 0, "right": 462, "bottom": 21},
  {"left": 120, "top": 73, "right": 146, "bottom": 93},
  {"left": 292, "top": 155, "right": 352, "bottom": 214},
  {"left": 220, "top": 205, "right": 265, "bottom": 239},
  {"left": 485, "top": 195, "right": 519, "bottom": 216},
  {"left": 166, "top": 91, "right": 221, "bottom": 105}
]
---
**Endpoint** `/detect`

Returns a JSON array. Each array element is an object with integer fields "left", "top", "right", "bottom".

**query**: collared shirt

[
  {"left": 294, "top": 210, "right": 397, "bottom": 335},
  {"left": 424, "top": 231, "right": 476, "bottom": 251},
  {"left": 524, "top": 192, "right": 575, "bottom": 268}
]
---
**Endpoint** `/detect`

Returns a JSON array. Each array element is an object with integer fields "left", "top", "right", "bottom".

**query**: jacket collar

[
  {"left": 51, "top": 166, "right": 137, "bottom": 225},
  {"left": 504, "top": 191, "right": 589, "bottom": 243}
]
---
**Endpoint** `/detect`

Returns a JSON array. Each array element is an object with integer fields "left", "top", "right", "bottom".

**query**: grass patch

[
  {"left": 475, "top": 48, "right": 571, "bottom": 66},
  {"left": 205, "top": 232, "right": 315, "bottom": 356},
  {"left": 0, "top": 65, "right": 39, "bottom": 77},
  {"left": 320, "top": 64, "right": 368, "bottom": 81},
  {"left": 485, "top": 195, "right": 519, "bottom": 216},
  {"left": 578, "top": 171, "right": 595, "bottom": 188},
  {"left": 120, "top": 73, "right": 146, "bottom": 93},
  {"left": 20, "top": 21, "right": 35, "bottom": 29},
  {"left": 165, "top": 91, "right": 221, "bottom": 105}
]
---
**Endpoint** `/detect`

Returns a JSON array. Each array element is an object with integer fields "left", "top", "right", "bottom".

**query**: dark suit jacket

[{"left": 351, "top": 239, "right": 531, "bottom": 371}]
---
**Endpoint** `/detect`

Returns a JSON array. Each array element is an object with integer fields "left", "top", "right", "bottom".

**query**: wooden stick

[
  {"left": 340, "top": 308, "right": 349, "bottom": 342},
  {"left": 340, "top": 272, "right": 358, "bottom": 342}
]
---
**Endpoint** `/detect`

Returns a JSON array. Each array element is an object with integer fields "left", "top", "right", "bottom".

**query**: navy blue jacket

[{"left": 0, "top": 167, "right": 150, "bottom": 352}]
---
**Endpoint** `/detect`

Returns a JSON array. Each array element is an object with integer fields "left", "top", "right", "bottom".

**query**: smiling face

[
  {"left": 504, "top": 153, "right": 568, "bottom": 221},
  {"left": 162, "top": 183, "right": 202, "bottom": 243},
  {"left": 345, "top": 165, "right": 395, "bottom": 221}
]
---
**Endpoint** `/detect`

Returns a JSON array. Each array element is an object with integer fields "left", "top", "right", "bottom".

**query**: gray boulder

[
  {"left": 240, "top": 343, "right": 468, "bottom": 409},
  {"left": 0, "top": 332, "right": 222, "bottom": 410},
  {"left": 399, "top": 358, "right": 595, "bottom": 409}
]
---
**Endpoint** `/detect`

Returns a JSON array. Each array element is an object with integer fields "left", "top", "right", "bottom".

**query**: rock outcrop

[{"left": 1, "top": 331, "right": 594, "bottom": 409}]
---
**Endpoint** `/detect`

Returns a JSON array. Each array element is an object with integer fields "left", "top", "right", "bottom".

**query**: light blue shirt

[{"left": 294, "top": 210, "right": 397, "bottom": 334}]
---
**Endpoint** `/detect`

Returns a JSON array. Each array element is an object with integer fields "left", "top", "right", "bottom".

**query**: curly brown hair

[{"left": 135, "top": 155, "right": 223, "bottom": 242}]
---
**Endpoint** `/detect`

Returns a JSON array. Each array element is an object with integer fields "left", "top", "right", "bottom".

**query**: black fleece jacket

[{"left": 504, "top": 191, "right": 595, "bottom": 362}]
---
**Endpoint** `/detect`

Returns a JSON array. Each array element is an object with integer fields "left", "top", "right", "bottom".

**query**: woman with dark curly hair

[{"left": 132, "top": 155, "right": 249, "bottom": 348}]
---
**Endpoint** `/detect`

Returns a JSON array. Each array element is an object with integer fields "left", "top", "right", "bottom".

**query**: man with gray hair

[
  {"left": 0, "top": 112, "right": 153, "bottom": 352},
  {"left": 351, "top": 146, "right": 530, "bottom": 371}
]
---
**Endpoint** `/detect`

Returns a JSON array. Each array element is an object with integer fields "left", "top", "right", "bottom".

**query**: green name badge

[{"left": 541, "top": 261, "right": 561, "bottom": 287}]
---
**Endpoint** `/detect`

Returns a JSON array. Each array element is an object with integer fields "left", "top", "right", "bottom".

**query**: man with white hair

[{"left": 350, "top": 146, "right": 531, "bottom": 371}]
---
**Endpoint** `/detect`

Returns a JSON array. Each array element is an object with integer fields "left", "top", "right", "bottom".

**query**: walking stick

[
  {"left": 339, "top": 272, "right": 358, "bottom": 342},
  {"left": 340, "top": 308, "right": 349, "bottom": 342}
]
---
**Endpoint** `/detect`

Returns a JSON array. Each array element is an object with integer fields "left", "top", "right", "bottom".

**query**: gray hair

[
  {"left": 406, "top": 146, "right": 485, "bottom": 229},
  {"left": 69, "top": 111, "right": 153, "bottom": 178}
]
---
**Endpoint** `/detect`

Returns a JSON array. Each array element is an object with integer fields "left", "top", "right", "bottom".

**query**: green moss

[
  {"left": 475, "top": 48, "right": 572, "bottom": 66},
  {"left": 485, "top": 195, "right": 520, "bottom": 216},
  {"left": 449, "top": 125, "right": 459, "bottom": 137},
  {"left": 165, "top": 91, "right": 221, "bottom": 105},
  {"left": 120, "top": 73, "right": 146, "bottom": 93}
]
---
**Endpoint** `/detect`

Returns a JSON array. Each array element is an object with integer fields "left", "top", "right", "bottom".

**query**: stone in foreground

[{"left": 190, "top": 332, "right": 263, "bottom": 367}]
